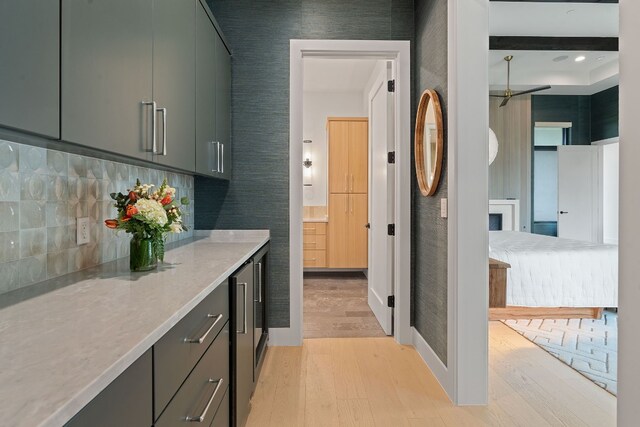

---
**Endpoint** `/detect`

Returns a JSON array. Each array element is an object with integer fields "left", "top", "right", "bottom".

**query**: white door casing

[
  {"left": 367, "top": 61, "right": 394, "bottom": 335},
  {"left": 557, "top": 145, "right": 600, "bottom": 243}
]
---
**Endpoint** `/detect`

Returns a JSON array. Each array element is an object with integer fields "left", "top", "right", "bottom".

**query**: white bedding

[{"left": 489, "top": 231, "right": 618, "bottom": 307}]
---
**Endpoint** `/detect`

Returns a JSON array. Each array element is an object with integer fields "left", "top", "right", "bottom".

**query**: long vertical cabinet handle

[
  {"left": 350, "top": 196, "right": 353, "bottom": 214},
  {"left": 344, "top": 173, "right": 348, "bottom": 192},
  {"left": 217, "top": 142, "right": 221, "bottom": 173},
  {"left": 351, "top": 174, "right": 354, "bottom": 192},
  {"left": 142, "top": 101, "right": 157, "bottom": 153},
  {"left": 156, "top": 107, "right": 167, "bottom": 156},
  {"left": 220, "top": 143, "right": 224, "bottom": 174},
  {"left": 257, "top": 262, "right": 262, "bottom": 303},
  {"left": 237, "top": 282, "right": 248, "bottom": 334}
]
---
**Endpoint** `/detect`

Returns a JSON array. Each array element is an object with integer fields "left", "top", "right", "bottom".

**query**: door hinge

[
  {"left": 387, "top": 80, "right": 395, "bottom": 92},
  {"left": 387, "top": 224, "right": 395, "bottom": 236},
  {"left": 387, "top": 151, "right": 395, "bottom": 164},
  {"left": 387, "top": 295, "right": 395, "bottom": 308}
]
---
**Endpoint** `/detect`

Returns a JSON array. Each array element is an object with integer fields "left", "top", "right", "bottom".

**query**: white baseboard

[
  {"left": 268, "top": 327, "right": 302, "bottom": 346},
  {"left": 412, "top": 327, "right": 454, "bottom": 401}
]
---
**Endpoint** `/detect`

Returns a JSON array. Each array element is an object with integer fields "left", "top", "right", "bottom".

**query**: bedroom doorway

[{"left": 488, "top": 0, "right": 618, "bottom": 417}]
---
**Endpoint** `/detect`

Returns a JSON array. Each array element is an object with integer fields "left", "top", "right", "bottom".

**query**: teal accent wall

[
  {"left": 591, "top": 86, "right": 619, "bottom": 141},
  {"left": 532, "top": 95, "right": 592, "bottom": 145}
]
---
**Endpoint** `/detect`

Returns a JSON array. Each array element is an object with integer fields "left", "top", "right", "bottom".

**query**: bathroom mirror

[{"left": 415, "top": 89, "right": 443, "bottom": 196}]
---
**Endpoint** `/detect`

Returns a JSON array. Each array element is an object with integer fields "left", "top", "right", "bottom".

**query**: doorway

[{"left": 284, "top": 40, "right": 411, "bottom": 346}]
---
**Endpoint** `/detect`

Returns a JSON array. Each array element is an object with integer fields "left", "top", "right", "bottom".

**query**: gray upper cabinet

[
  {"left": 62, "top": 0, "right": 154, "bottom": 162},
  {"left": 195, "top": 1, "right": 232, "bottom": 179},
  {"left": 152, "top": 0, "right": 196, "bottom": 172},
  {"left": 0, "top": 0, "right": 59, "bottom": 138}
]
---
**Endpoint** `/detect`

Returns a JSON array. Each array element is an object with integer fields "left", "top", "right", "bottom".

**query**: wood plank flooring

[
  {"left": 247, "top": 322, "right": 616, "bottom": 427},
  {"left": 304, "top": 273, "right": 386, "bottom": 338}
]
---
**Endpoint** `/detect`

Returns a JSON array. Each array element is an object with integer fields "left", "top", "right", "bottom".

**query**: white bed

[{"left": 489, "top": 231, "right": 618, "bottom": 308}]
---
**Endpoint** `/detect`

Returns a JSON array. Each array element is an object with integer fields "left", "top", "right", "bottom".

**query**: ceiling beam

[{"left": 490, "top": 36, "right": 618, "bottom": 51}]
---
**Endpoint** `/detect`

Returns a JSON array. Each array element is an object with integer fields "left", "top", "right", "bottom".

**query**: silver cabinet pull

[
  {"left": 257, "top": 262, "right": 262, "bottom": 303},
  {"left": 216, "top": 142, "right": 221, "bottom": 173},
  {"left": 351, "top": 174, "right": 354, "bottom": 192},
  {"left": 185, "top": 378, "right": 224, "bottom": 422},
  {"left": 183, "top": 314, "right": 223, "bottom": 344},
  {"left": 220, "top": 142, "right": 224, "bottom": 174},
  {"left": 237, "top": 282, "right": 247, "bottom": 334},
  {"left": 156, "top": 107, "right": 167, "bottom": 156},
  {"left": 142, "top": 101, "right": 157, "bottom": 153},
  {"left": 344, "top": 173, "right": 347, "bottom": 192},
  {"left": 304, "top": 258, "right": 317, "bottom": 262}
]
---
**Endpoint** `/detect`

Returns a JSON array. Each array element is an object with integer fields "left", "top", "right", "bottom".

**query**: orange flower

[
  {"left": 160, "top": 195, "right": 172, "bottom": 206},
  {"left": 128, "top": 191, "right": 138, "bottom": 201},
  {"left": 104, "top": 219, "right": 118, "bottom": 229},
  {"left": 125, "top": 205, "right": 138, "bottom": 218}
]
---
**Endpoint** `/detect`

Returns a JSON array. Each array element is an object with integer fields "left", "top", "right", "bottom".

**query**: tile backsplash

[{"left": 0, "top": 139, "right": 195, "bottom": 295}]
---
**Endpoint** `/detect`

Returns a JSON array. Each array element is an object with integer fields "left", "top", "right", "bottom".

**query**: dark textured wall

[
  {"left": 591, "top": 85, "right": 619, "bottom": 141},
  {"left": 532, "top": 95, "right": 592, "bottom": 145},
  {"left": 196, "top": 0, "right": 414, "bottom": 328},
  {"left": 413, "top": 0, "right": 448, "bottom": 365}
]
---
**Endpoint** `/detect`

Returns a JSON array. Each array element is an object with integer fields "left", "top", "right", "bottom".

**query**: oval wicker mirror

[{"left": 415, "top": 89, "right": 443, "bottom": 196}]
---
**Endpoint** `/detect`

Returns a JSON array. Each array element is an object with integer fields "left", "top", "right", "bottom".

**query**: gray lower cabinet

[
  {"left": 232, "top": 262, "right": 255, "bottom": 427},
  {"left": 65, "top": 349, "right": 152, "bottom": 427},
  {"left": 0, "top": 0, "right": 59, "bottom": 138},
  {"left": 152, "top": 0, "right": 196, "bottom": 171},
  {"left": 61, "top": 0, "right": 154, "bottom": 162},
  {"left": 195, "top": 1, "right": 232, "bottom": 179}
]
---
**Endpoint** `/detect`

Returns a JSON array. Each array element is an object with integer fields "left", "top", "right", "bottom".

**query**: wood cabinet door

[
  {"left": 348, "top": 194, "right": 368, "bottom": 268},
  {"left": 61, "top": 0, "right": 153, "bottom": 161},
  {"left": 349, "top": 120, "right": 368, "bottom": 194},
  {"left": 328, "top": 194, "right": 349, "bottom": 268},
  {"left": 328, "top": 120, "right": 350, "bottom": 194},
  {"left": 152, "top": 0, "right": 196, "bottom": 171},
  {"left": 215, "top": 34, "right": 232, "bottom": 180}
]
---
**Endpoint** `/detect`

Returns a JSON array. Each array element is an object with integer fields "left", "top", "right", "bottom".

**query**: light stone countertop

[{"left": 0, "top": 230, "right": 269, "bottom": 427}]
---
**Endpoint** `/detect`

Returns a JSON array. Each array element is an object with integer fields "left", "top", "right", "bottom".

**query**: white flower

[
  {"left": 169, "top": 222, "right": 183, "bottom": 233},
  {"left": 134, "top": 199, "right": 168, "bottom": 226}
]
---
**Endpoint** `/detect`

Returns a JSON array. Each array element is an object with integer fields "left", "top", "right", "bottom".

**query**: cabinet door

[
  {"left": 66, "top": 350, "right": 152, "bottom": 427},
  {"left": 153, "top": 0, "right": 196, "bottom": 171},
  {"left": 215, "top": 35, "right": 232, "bottom": 180},
  {"left": 233, "top": 262, "right": 254, "bottom": 427},
  {"left": 349, "top": 121, "right": 368, "bottom": 194},
  {"left": 61, "top": 0, "right": 153, "bottom": 161},
  {"left": 348, "top": 194, "right": 368, "bottom": 268},
  {"left": 195, "top": 3, "right": 218, "bottom": 176},
  {"left": 328, "top": 121, "right": 350, "bottom": 193},
  {"left": 0, "top": 0, "right": 59, "bottom": 138},
  {"left": 328, "top": 194, "right": 349, "bottom": 268}
]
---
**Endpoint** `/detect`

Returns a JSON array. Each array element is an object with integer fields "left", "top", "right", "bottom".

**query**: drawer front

[
  {"left": 66, "top": 349, "right": 152, "bottom": 427},
  {"left": 303, "top": 234, "right": 326, "bottom": 250},
  {"left": 303, "top": 222, "right": 326, "bottom": 235},
  {"left": 156, "top": 322, "right": 230, "bottom": 427},
  {"left": 155, "top": 282, "right": 229, "bottom": 420},
  {"left": 211, "top": 386, "right": 230, "bottom": 427},
  {"left": 304, "top": 250, "right": 326, "bottom": 268}
]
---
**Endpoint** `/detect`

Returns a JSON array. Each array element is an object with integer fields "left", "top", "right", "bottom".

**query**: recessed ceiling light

[
  {"left": 553, "top": 55, "right": 569, "bottom": 62},
  {"left": 575, "top": 55, "right": 586, "bottom": 62}
]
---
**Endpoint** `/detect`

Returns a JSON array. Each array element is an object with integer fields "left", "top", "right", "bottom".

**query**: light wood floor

[
  {"left": 247, "top": 322, "right": 616, "bottom": 427},
  {"left": 303, "top": 273, "right": 385, "bottom": 338}
]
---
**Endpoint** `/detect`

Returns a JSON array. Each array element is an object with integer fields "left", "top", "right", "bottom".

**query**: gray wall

[
  {"left": 413, "top": 0, "right": 448, "bottom": 365},
  {"left": 196, "top": 0, "right": 414, "bottom": 328}
]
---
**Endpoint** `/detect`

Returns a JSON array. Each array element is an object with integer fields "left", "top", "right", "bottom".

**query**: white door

[
  {"left": 557, "top": 145, "right": 600, "bottom": 242},
  {"left": 367, "top": 61, "right": 394, "bottom": 335}
]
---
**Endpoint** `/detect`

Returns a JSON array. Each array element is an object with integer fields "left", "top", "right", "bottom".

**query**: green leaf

[{"left": 180, "top": 196, "right": 190, "bottom": 205}]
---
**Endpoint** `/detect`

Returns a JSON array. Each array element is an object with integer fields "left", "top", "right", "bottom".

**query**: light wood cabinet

[
  {"left": 326, "top": 118, "right": 368, "bottom": 269},
  {"left": 303, "top": 222, "right": 327, "bottom": 268},
  {"left": 328, "top": 118, "right": 368, "bottom": 194}
]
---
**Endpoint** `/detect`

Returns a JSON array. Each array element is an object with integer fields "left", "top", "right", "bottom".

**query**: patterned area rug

[{"left": 502, "top": 311, "right": 618, "bottom": 395}]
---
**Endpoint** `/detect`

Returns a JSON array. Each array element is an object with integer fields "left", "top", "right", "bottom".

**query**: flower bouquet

[{"left": 105, "top": 178, "right": 190, "bottom": 271}]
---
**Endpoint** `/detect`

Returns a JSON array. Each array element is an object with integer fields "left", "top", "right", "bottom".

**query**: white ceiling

[
  {"left": 490, "top": 50, "right": 619, "bottom": 95},
  {"left": 490, "top": 2, "right": 618, "bottom": 37},
  {"left": 489, "top": 2, "right": 619, "bottom": 95},
  {"left": 303, "top": 58, "right": 379, "bottom": 93}
]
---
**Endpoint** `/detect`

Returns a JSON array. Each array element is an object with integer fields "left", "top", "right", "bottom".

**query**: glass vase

[{"left": 129, "top": 235, "right": 157, "bottom": 272}]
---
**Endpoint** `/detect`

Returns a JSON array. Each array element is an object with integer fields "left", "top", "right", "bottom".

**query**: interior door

[
  {"left": 557, "top": 145, "right": 599, "bottom": 242},
  {"left": 349, "top": 121, "right": 368, "bottom": 193},
  {"left": 328, "top": 194, "right": 349, "bottom": 267},
  {"left": 366, "top": 62, "right": 394, "bottom": 335},
  {"left": 349, "top": 194, "right": 368, "bottom": 268},
  {"left": 328, "top": 120, "right": 350, "bottom": 193}
]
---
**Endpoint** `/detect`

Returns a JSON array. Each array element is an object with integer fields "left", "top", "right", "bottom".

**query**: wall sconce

[{"left": 303, "top": 139, "right": 313, "bottom": 168}]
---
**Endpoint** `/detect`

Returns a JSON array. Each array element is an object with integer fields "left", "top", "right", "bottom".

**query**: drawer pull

[
  {"left": 185, "top": 378, "right": 224, "bottom": 422},
  {"left": 304, "top": 258, "right": 317, "bottom": 261},
  {"left": 184, "top": 314, "right": 224, "bottom": 344},
  {"left": 237, "top": 282, "right": 248, "bottom": 335},
  {"left": 303, "top": 227, "right": 315, "bottom": 232}
]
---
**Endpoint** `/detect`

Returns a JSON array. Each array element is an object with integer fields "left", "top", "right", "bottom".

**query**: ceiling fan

[{"left": 491, "top": 55, "right": 551, "bottom": 107}]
